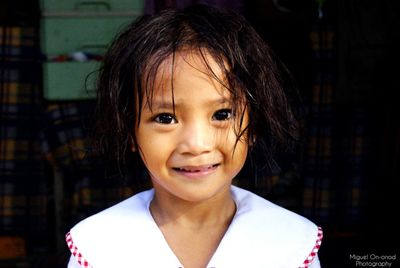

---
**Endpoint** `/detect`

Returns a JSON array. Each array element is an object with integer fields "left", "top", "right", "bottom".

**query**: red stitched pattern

[
  {"left": 66, "top": 232, "right": 93, "bottom": 268},
  {"left": 299, "top": 226, "right": 323, "bottom": 268}
]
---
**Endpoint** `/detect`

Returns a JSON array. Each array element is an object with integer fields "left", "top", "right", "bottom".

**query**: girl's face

[{"left": 135, "top": 51, "right": 248, "bottom": 203}]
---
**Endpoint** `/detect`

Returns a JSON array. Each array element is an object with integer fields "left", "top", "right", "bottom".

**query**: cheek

[
  {"left": 220, "top": 130, "right": 248, "bottom": 167},
  {"left": 233, "top": 141, "right": 248, "bottom": 165},
  {"left": 136, "top": 129, "right": 175, "bottom": 163},
  {"left": 222, "top": 124, "right": 248, "bottom": 151}
]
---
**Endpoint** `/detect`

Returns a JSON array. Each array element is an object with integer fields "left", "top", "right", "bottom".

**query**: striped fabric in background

[
  {"left": 302, "top": 13, "right": 367, "bottom": 227},
  {"left": 0, "top": 25, "right": 47, "bottom": 254}
]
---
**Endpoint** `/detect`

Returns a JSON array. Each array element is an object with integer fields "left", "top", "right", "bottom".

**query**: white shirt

[{"left": 67, "top": 186, "right": 322, "bottom": 267}]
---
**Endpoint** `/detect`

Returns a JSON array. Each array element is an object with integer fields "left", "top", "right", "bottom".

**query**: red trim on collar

[
  {"left": 300, "top": 226, "right": 323, "bottom": 268},
  {"left": 66, "top": 232, "right": 92, "bottom": 268}
]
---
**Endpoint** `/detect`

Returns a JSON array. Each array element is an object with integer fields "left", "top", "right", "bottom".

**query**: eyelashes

[
  {"left": 212, "top": 109, "right": 232, "bottom": 121},
  {"left": 152, "top": 109, "right": 233, "bottom": 125},
  {"left": 153, "top": 113, "right": 177, "bottom": 124}
]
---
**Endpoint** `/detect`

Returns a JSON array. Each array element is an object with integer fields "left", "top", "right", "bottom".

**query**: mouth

[{"left": 172, "top": 164, "right": 220, "bottom": 173}]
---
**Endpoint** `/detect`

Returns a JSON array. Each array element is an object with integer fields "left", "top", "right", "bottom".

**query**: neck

[{"left": 150, "top": 187, "right": 236, "bottom": 230}]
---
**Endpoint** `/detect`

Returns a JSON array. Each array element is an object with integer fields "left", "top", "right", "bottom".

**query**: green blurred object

[
  {"left": 43, "top": 62, "right": 99, "bottom": 100},
  {"left": 41, "top": 16, "right": 134, "bottom": 55},
  {"left": 40, "top": 0, "right": 143, "bottom": 12},
  {"left": 40, "top": 0, "right": 143, "bottom": 100}
]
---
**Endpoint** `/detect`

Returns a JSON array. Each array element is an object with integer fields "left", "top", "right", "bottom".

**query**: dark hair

[{"left": 94, "top": 4, "right": 299, "bottom": 180}]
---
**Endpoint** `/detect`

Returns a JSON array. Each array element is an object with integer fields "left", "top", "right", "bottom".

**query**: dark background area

[
  {"left": 1, "top": 0, "right": 399, "bottom": 267},
  {"left": 246, "top": 1, "right": 399, "bottom": 266}
]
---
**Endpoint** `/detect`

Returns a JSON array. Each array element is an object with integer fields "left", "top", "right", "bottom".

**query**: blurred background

[{"left": 0, "top": 0, "right": 399, "bottom": 267}]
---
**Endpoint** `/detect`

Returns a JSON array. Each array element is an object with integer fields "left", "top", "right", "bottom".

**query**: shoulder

[
  {"left": 69, "top": 188, "right": 154, "bottom": 238},
  {"left": 232, "top": 185, "right": 318, "bottom": 232},
  {"left": 228, "top": 186, "right": 323, "bottom": 267},
  {"left": 66, "top": 189, "right": 158, "bottom": 267},
  {"left": 73, "top": 188, "right": 152, "bottom": 224}
]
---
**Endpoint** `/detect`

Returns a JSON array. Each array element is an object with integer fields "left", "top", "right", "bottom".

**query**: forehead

[{"left": 145, "top": 49, "right": 231, "bottom": 103}]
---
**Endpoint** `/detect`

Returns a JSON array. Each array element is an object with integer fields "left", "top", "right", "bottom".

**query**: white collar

[{"left": 68, "top": 186, "right": 321, "bottom": 267}]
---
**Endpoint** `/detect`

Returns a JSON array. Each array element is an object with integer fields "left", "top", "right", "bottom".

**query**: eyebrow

[{"left": 147, "top": 97, "right": 232, "bottom": 110}]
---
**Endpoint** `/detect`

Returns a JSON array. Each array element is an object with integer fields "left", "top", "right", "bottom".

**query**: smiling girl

[{"left": 66, "top": 5, "right": 322, "bottom": 268}]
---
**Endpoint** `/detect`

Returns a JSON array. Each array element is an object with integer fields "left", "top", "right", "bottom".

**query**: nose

[{"left": 176, "top": 120, "right": 214, "bottom": 156}]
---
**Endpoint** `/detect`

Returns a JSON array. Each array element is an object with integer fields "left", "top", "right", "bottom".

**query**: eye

[
  {"left": 154, "top": 113, "right": 178, "bottom": 124},
  {"left": 212, "top": 109, "right": 232, "bottom": 121}
]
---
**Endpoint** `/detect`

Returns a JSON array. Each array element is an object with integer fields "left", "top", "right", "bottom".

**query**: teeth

[{"left": 175, "top": 165, "right": 218, "bottom": 172}]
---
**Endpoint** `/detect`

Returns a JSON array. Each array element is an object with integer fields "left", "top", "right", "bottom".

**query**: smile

[{"left": 172, "top": 164, "right": 220, "bottom": 177}]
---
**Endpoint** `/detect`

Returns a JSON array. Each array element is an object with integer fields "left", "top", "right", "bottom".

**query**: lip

[{"left": 172, "top": 164, "right": 220, "bottom": 179}]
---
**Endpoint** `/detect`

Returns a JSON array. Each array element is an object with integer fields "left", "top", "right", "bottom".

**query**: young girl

[{"left": 66, "top": 5, "right": 322, "bottom": 268}]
